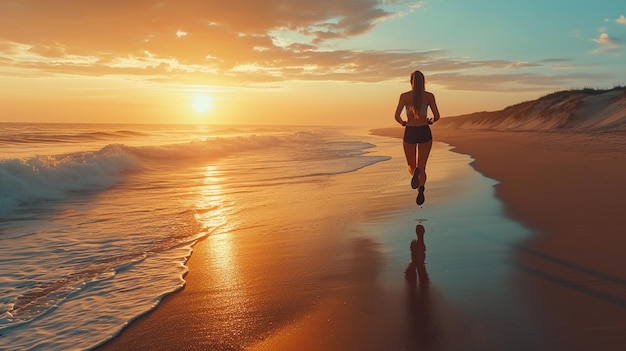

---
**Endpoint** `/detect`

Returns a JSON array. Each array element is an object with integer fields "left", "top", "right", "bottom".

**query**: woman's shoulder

[
  {"left": 399, "top": 91, "right": 412, "bottom": 101},
  {"left": 424, "top": 91, "right": 436, "bottom": 101}
]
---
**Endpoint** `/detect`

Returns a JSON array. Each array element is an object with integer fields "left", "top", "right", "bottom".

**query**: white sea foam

[
  {"left": 0, "top": 145, "right": 141, "bottom": 219},
  {"left": 0, "top": 129, "right": 385, "bottom": 220}
]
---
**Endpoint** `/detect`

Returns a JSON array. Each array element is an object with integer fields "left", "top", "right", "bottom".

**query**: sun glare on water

[{"left": 192, "top": 93, "right": 213, "bottom": 114}]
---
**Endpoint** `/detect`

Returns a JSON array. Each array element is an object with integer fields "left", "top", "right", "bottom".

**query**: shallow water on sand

[
  {"left": 2, "top": 123, "right": 544, "bottom": 350},
  {"left": 0, "top": 124, "right": 389, "bottom": 350},
  {"left": 183, "top": 134, "right": 545, "bottom": 351},
  {"left": 354, "top": 138, "right": 542, "bottom": 351}
]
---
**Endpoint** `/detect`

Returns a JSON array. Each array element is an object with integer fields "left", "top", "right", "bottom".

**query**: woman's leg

[
  {"left": 403, "top": 140, "right": 417, "bottom": 174},
  {"left": 416, "top": 140, "right": 432, "bottom": 186}
]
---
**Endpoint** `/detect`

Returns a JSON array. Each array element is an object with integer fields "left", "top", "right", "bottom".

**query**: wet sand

[
  {"left": 373, "top": 127, "right": 626, "bottom": 350},
  {"left": 95, "top": 128, "right": 626, "bottom": 351}
]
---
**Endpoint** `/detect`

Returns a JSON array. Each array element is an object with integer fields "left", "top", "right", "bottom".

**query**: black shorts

[{"left": 403, "top": 125, "right": 432, "bottom": 144}]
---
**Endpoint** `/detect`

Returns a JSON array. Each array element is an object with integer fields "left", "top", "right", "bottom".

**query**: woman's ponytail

[{"left": 411, "top": 71, "right": 425, "bottom": 116}]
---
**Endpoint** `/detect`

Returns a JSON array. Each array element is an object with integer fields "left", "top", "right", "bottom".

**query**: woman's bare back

[{"left": 398, "top": 91, "right": 436, "bottom": 126}]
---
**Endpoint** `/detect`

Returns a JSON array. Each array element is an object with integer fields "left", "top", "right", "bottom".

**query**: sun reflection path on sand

[{"left": 193, "top": 165, "right": 251, "bottom": 330}]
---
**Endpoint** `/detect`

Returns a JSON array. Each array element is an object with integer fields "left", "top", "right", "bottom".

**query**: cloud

[
  {"left": 538, "top": 58, "right": 571, "bottom": 64},
  {"left": 591, "top": 33, "right": 620, "bottom": 53},
  {"left": 0, "top": 1, "right": 396, "bottom": 54},
  {"left": 617, "top": 15, "right": 626, "bottom": 25},
  {"left": 0, "top": 0, "right": 412, "bottom": 83},
  {"left": 369, "top": 1, "right": 424, "bottom": 21},
  {"left": 0, "top": 0, "right": 606, "bottom": 92},
  {"left": 1, "top": 33, "right": 555, "bottom": 88},
  {"left": 536, "top": 58, "right": 590, "bottom": 70},
  {"left": 409, "top": 2, "right": 424, "bottom": 12},
  {"left": 430, "top": 72, "right": 612, "bottom": 92}
]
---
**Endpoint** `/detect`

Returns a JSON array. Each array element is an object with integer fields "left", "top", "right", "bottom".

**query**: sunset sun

[{"left": 192, "top": 93, "right": 213, "bottom": 114}]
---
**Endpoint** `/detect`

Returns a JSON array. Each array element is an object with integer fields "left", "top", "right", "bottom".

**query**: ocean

[
  {"left": 1, "top": 123, "right": 539, "bottom": 350},
  {"left": 0, "top": 123, "right": 391, "bottom": 350}
]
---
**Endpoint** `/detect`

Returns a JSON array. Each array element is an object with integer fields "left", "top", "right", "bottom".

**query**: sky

[{"left": 1, "top": 0, "right": 625, "bottom": 126}]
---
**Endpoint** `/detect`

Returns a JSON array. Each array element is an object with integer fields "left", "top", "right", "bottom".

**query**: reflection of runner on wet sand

[
  {"left": 406, "top": 224, "right": 429, "bottom": 285},
  {"left": 404, "top": 224, "right": 440, "bottom": 348}
]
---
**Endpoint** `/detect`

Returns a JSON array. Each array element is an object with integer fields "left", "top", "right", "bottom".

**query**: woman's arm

[
  {"left": 429, "top": 94, "right": 441, "bottom": 122},
  {"left": 395, "top": 95, "right": 407, "bottom": 126}
]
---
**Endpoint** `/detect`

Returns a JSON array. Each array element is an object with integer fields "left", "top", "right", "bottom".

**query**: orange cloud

[
  {"left": 0, "top": 1, "right": 398, "bottom": 82},
  {"left": 0, "top": 0, "right": 606, "bottom": 93}
]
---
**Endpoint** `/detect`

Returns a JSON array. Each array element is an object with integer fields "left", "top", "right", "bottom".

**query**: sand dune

[{"left": 437, "top": 87, "right": 626, "bottom": 131}]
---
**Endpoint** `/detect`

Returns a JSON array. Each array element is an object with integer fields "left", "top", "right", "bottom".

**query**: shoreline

[
  {"left": 93, "top": 132, "right": 421, "bottom": 351},
  {"left": 371, "top": 127, "right": 626, "bottom": 350},
  {"left": 94, "top": 126, "right": 626, "bottom": 351}
]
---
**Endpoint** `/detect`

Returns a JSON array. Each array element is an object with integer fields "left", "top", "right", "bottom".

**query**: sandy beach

[
  {"left": 95, "top": 127, "right": 626, "bottom": 351},
  {"left": 451, "top": 128, "right": 626, "bottom": 351},
  {"left": 5, "top": 3, "right": 626, "bottom": 350},
  {"left": 374, "top": 127, "right": 626, "bottom": 350}
]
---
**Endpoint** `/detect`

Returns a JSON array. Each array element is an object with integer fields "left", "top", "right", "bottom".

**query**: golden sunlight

[{"left": 192, "top": 93, "right": 213, "bottom": 114}]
